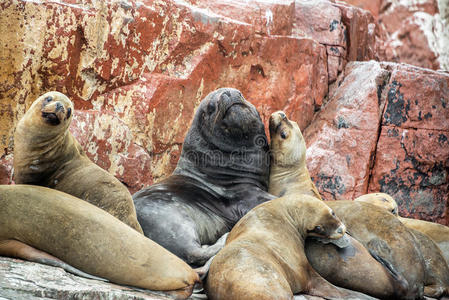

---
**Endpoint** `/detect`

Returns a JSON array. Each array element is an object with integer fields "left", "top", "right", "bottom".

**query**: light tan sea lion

[
  {"left": 355, "top": 193, "right": 399, "bottom": 216},
  {"left": 0, "top": 185, "right": 199, "bottom": 299},
  {"left": 206, "top": 194, "right": 377, "bottom": 300},
  {"left": 268, "top": 111, "right": 425, "bottom": 299},
  {"left": 355, "top": 192, "right": 449, "bottom": 265},
  {"left": 13, "top": 91, "right": 142, "bottom": 233},
  {"left": 268, "top": 111, "right": 321, "bottom": 199}
]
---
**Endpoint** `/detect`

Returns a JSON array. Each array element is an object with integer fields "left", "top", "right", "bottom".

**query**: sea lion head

[
  {"left": 175, "top": 88, "right": 270, "bottom": 189},
  {"left": 284, "top": 195, "right": 346, "bottom": 240},
  {"left": 355, "top": 193, "right": 399, "bottom": 216},
  {"left": 26, "top": 91, "right": 74, "bottom": 130},
  {"left": 269, "top": 111, "right": 306, "bottom": 168},
  {"left": 194, "top": 88, "right": 267, "bottom": 150}
]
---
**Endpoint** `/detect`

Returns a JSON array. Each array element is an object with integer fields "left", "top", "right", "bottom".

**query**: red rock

[
  {"left": 333, "top": 2, "right": 386, "bottom": 62},
  {"left": 185, "top": 0, "right": 296, "bottom": 36},
  {"left": 304, "top": 61, "right": 390, "bottom": 200},
  {"left": 381, "top": 63, "right": 449, "bottom": 130},
  {"left": 369, "top": 126, "right": 449, "bottom": 224},
  {"left": 0, "top": 155, "right": 13, "bottom": 185},
  {"left": 293, "top": 0, "right": 346, "bottom": 47},
  {"left": 368, "top": 64, "right": 449, "bottom": 224},
  {"left": 336, "top": 0, "right": 382, "bottom": 18},
  {"left": 70, "top": 110, "right": 153, "bottom": 194}
]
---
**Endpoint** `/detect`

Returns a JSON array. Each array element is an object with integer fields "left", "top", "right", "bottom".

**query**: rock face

[
  {"left": 340, "top": 0, "right": 449, "bottom": 71},
  {"left": 305, "top": 61, "right": 449, "bottom": 224},
  {"left": 0, "top": 0, "right": 382, "bottom": 185},
  {"left": 0, "top": 257, "right": 171, "bottom": 300}
]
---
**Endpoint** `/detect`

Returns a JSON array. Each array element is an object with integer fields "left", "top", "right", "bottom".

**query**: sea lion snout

[
  {"left": 38, "top": 91, "right": 74, "bottom": 125},
  {"left": 328, "top": 223, "right": 346, "bottom": 240}
]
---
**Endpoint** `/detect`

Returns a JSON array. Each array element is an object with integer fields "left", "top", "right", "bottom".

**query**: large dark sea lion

[
  {"left": 133, "top": 88, "right": 274, "bottom": 267},
  {"left": 0, "top": 185, "right": 199, "bottom": 299},
  {"left": 13, "top": 91, "right": 142, "bottom": 233},
  {"left": 268, "top": 111, "right": 423, "bottom": 299},
  {"left": 206, "top": 195, "right": 376, "bottom": 300}
]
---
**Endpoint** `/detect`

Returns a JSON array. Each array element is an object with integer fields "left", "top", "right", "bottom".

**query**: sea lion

[
  {"left": 206, "top": 194, "right": 376, "bottom": 300},
  {"left": 268, "top": 111, "right": 424, "bottom": 299},
  {"left": 355, "top": 192, "right": 449, "bottom": 265},
  {"left": 133, "top": 88, "right": 274, "bottom": 267},
  {"left": 355, "top": 193, "right": 449, "bottom": 297},
  {"left": 355, "top": 193, "right": 399, "bottom": 216},
  {"left": 13, "top": 91, "right": 142, "bottom": 233},
  {"left": 268, "top": 111, "right": 321, "bottom": 199},
  {"left": 0, "top": 185, "right": 199, "bottom": 299}
]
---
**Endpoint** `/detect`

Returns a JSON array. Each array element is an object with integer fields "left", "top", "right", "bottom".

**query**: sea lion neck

[{"left": 269, "top": 162, "right": 321, "bottom": 200}]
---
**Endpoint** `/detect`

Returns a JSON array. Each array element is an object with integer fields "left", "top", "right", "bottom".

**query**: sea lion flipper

[
  {"left": 367, "top": 239, "right": 410, "bottom": 298},
  {"left": 0, "top": 239, "right": 107, "bottom": 282}
]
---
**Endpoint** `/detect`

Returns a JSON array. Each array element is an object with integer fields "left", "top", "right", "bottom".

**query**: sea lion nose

[{"left": 336, "top": 225, "right": 345, "bottom": 235}]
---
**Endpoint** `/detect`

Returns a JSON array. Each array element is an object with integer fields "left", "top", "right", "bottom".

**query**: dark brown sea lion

[
  {"left": 206, "top": 194, "right": 376, "bottom": 300},
  {"left": 13, "top": 91, "right": 142, "bottom": 233},
  {"left": 133, "top": 88, "right": 275, "bottom": 267},
  {"left": 268, "top": 111, "right": 424, "bottom": 299},
  {"left": 0, "top": 185, "right": 199, "bottom": 299}
]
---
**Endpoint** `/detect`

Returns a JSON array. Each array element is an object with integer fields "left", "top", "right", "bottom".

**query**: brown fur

[
  {"left": 13, "top": 91, "right": 142, "bottom": 233},
  {"left": 268, "top": 111, "right": 424, "bottom": 299},
  {"left": 355, "top": 192, "right": 449, "bottom": 266},
  {"left": 0, "top": 185, "right": 199, "bottom": 298},
  {"left": 206, "top": 195, "right": 376, "bottom": 300},
  {"left": 268, "top": 111, "right": 321, "bottom": 199},
  {"left": 355, "top": 193, "right": 449, "bottom": 297}
]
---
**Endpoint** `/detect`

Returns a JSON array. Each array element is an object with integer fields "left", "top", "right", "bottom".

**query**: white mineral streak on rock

[{"left": 265, "top": 9, "right": 273, "bottom": 35}]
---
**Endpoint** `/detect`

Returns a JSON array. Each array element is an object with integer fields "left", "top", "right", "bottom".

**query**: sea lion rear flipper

[
  {"left": 0, "top": 239, "right": 107, "bottom": 282},
  {"left": 367, "top": 239, "right": 410, "bottom": 298}
]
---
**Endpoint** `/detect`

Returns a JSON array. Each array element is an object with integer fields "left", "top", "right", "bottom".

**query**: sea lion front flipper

[
  {"left": 0, "top": 239, "right": 107, "bottom": 282},
  {"left": 195, "top": 232, "right": 229, "bottom": 278}
]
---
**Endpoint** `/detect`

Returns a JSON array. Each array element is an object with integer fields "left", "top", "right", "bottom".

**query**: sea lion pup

[
  {"left": 268, "top": 111, "right": 321, "bottom": 199},
  {"left": 206, "top": 195, "right": 377, "bottom": 300},
  {"left": 13, "top": 91, "right": 142, "bottom": 233},
  {"left": 355, "top": 192, "right": 449, "bottom": 265},
  {"left": 133, "top": 88, "right": 274, "bottom": 267},
  {"left": 268, "top": 111, "right": 423, "bottom": 299},
  {"left": 355, "top": 193, "right": 449, "bottom": 297},
  {"left": 0, "top": 185, "right": 199, "bottom": 299}
]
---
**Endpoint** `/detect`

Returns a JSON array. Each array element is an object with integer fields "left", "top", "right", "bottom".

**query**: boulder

[
  {"left": 339, "top": 0, "right": 449, "bottom": 70},
  {"left": 368, "top": 63, "right": 449, "bottom": 224},
  {"left": 305, "top": 61, "right": 449, "bottom": 224},
  {"left": 0, "top": 257, "right": 171, "bottom": 300},
  {"left": 304, "top": 60, "right": 390, "bottom": 200}
]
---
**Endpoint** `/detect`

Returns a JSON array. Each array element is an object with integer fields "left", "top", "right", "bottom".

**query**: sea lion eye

[
  {"left": 44, "top": 96, "right": 52, "bottom": 103},
  {"left": 207, "top": 101, "right": 216, "bottom": 114},
  {"left": 67, "top": 107, "right": 72, "bottom": 119},
  {"left": 280, "top": 131, "right": 287, "bottom": 139},
  {"left": 331, "top": 211, "right": 336, "bottom": 217},
  {"left": 314, "top": 226, "right": 322, "bottom": 232}
]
